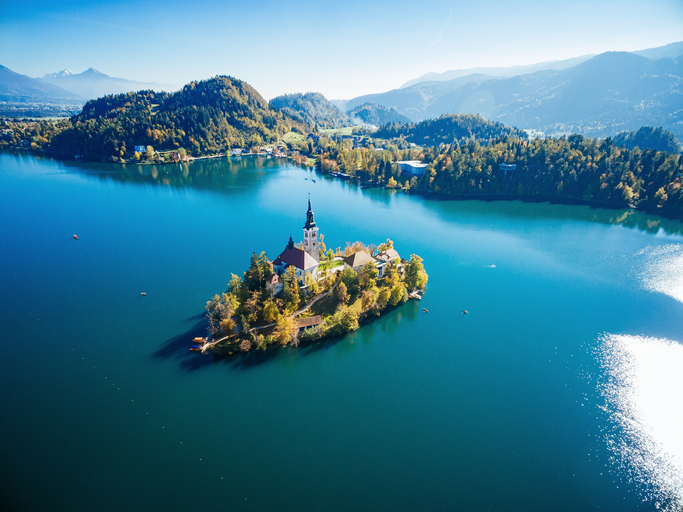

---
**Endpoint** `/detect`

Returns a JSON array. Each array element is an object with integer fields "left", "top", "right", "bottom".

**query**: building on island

[
  {"left": 396, "top": 160, "right": 428, "bottom": 177},
  {"left": 374, "top": 248, "right": 401, "bottom": 278},
  {"left": 273, "top": 199, "right": 321, "bottom": 284},
  {"left": 342, "top": 250, "right": 377, "bottom": 272}
]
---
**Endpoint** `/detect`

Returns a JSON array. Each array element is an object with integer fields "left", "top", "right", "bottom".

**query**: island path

[{"left": 201, "top": 279, "right": 340, "bottom": 352}]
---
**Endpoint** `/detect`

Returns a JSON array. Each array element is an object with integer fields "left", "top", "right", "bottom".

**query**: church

[{"left": 273, "top": 198, "right": 321, "bottom": 284}]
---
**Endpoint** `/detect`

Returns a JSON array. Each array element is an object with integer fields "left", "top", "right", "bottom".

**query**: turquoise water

[{"left": 1, "top": 152, "right": 682, "bottom": 511}]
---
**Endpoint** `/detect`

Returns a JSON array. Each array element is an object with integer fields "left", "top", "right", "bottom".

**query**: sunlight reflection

[
  {"left": 598, "top": 333, "right": 683, "bottom": 511},
  {"left": 637, "top": 244, "right": 683, "bottom": 303}
]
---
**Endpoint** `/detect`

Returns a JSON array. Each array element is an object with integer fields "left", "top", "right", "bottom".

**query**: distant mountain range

[
  {"left": 0, "top": 65, "right": 83, "bottom": 104},
  {"left": 40, "top": 68, "right": 174, "bottom": 100},
  {"left": 342, "top": 42, "right": 683, "bottom": 140},
  {"left": 0, "top": 65, "right": 175, "bottom": 114},
  {"left": 400, "top": 55, "right": 594, "bottom": 89},
  {"left": 400, "top": 41, "right": 683, "bottom": 88}
]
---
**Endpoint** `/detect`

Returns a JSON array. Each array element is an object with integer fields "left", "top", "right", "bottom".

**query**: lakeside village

[{"left": 193, "top": 198, "right": 428, "bottom": 355}]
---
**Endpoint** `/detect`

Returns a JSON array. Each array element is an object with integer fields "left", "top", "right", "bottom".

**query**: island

[{"left": 193, "top": 198, "right": 428, "bottom": 355}]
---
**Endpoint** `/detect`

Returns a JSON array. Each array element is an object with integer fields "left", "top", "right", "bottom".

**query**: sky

[{"left": 2, "top": 0, "right": 682, "bottom": 100}]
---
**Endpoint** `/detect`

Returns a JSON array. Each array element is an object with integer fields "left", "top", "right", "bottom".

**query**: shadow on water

[
  {"left": 152, "top": 313, "right": 215, "bottom": 372},
  {"left": 152, "top": 297, "right": 423, "bottom": 372},
  {"left": 212, "top": 298, "right": 423, "bottom": 371}
]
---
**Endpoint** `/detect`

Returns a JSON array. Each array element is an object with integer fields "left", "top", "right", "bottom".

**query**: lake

[{"left": 1, "top": 152, "right": 682, "bottom": 511}]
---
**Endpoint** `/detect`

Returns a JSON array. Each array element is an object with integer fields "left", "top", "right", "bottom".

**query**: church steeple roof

[{"left": 304, "top": 195, "right": 316, "bottom": 229}]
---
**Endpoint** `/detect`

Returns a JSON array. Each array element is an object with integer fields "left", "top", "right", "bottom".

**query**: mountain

[
  {"left": 0, "top": 64, "right": 84, "bottom": 103},
  {"left": 345, "top": 74, "right": 496, "bottom": 120},
  {"left": 400, "top": 55, "right": 594, "bottom": 89},
  {"left": 347, "top": 102, "right": 411, "bottom": 127},
  {"left": 50, "top": 76, "right": 307, "bottom": 160},
  {"left": 40, "top": 68, "right": 174, "bottom": 100},
  {"left": 633, "top": 41, "right": 683, "bottom": 60},
  {"left": 613, "top": 126, "right": 680, "bottom": 153},
  {"left": 373, "top": 113, "right": 527, "bottom": 146},
  {"left": 269, "top": 92, "right": 349, "bottom": 128},
  {"left": 344, "top": 52, "right": 683, "bottom": 140}
]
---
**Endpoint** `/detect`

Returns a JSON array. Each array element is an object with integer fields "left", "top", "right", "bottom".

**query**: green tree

[{"left": 404, "top": 254, "right": 429, "bottom": 290}]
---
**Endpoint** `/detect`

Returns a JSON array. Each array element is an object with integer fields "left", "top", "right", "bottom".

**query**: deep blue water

[{"left": 1, "top": 152, "right": 682, "bottom": 511}]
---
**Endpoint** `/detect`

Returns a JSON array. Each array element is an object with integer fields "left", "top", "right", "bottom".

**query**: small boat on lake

[
  {"left": 462, "top": 310, "right": 468, "bottom": 314},
  {"left": 73, "top": 235, "right": 78, "bottom": 240}
]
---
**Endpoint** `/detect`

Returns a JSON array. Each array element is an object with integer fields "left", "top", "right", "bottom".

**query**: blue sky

[{"left": 2, "top": 0, "right": 682, "bottom": 100}]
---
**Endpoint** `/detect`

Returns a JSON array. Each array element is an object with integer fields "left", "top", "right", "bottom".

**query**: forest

[
  {"left": 269, "top": 92, "right": 349, "bottom": 129},
  {"left": 39, "top": 76, "right": 307, "bottom": 160}
]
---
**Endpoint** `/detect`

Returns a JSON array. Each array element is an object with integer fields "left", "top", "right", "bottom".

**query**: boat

[
  {"left": 462, "top": 310, "right": 468, "bottom": 314},
  {"left": 73, "top": 235, "right": 78, "bottom": 240},
  {"left": 423, "top": 308, "right": 428, "bottom": 313},
  {"left": 141, "top": 292, "right": 147, "bottom": 296}
]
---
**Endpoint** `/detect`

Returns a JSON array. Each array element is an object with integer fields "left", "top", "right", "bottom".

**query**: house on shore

[{"left": 396, "top": 160, "right": 428, "bottom": 177}]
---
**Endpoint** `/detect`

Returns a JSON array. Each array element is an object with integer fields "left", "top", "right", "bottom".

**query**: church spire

[{"left": 304, "top": 194, "right": 316, "bottom": 229}]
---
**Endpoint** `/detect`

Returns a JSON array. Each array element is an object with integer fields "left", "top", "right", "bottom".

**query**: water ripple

[{"left": 598, "top": 333, "right": 683, "bottom": 510}]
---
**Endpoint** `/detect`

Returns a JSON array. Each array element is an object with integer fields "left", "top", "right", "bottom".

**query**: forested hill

[
  {"left": 50, "top": 76, "right": 307, "bottom": 160},
  {"left": 374, "top": 114, "right": 527, "bottom": 146},
  {"left": 269, "top": 92, "right": 349, "bottom": 129},
  {"left": 348, "top": 102, "right": 410, "bottom": 126},
  {"left": 613, "top": 126, "right": 680, "bottom": 154}
]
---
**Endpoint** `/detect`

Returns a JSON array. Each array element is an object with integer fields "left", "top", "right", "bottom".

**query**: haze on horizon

[{"left": 2, "top": 0, "right": 682, "bottom": 101}]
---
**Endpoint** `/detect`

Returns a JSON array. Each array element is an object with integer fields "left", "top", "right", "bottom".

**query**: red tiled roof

[{"left": 274, "top": 246, "right": 318, "bottom": 271}]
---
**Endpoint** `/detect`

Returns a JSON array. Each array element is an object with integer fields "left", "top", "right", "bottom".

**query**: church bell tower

[{"left": 303, "top": 196, "right": 320, "bottom": 262}]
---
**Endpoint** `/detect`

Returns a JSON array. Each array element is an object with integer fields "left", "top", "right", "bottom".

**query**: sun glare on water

[
  {"left": 637, "top": 244, "right": 683, "bottom": 304},
  {"left": 598, "top": 333, "right": 683, "bottom": 510}
]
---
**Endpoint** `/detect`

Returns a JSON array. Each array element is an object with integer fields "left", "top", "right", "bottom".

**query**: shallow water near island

[{"left": 1, "top": 152, "right": 683, "bottom": 511}]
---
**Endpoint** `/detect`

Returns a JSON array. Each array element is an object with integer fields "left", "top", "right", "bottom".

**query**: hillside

[
  {"left": 400, "top": 55, "right": 594, "bottom": 89},
  {"left": 345, "top": 74, "right": 495, "bottom": 119},
  {"left": 343, "top": 52, "right": 683, "bottom": 140},
  {"left": 348, "top": 102, "right": 410, "bottom": 126},
  {"left": 373, "top": 114, "right": 527, "bottom": 146},
  {"left": 269, "top": 92, "right": 349, "bottom": 128},
  {"left": 50, "top": 76, "right": 307, "bottom": 160},
  {"left": 0, "top": 64, "right": 84, "bottom": 103},
  {"left": 613, "top": 126, "right": 680, "bottom": 153},
  {"left": 41, "top": 68, "right": 174, "bottom": 100}
]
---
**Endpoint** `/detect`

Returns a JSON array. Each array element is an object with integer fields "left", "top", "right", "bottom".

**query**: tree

[
  {"left": 387, "top": 176, "right": 398, "bottom": 188},
  {"left": 358, "top": 261, "right": 378, "bottom": 291},
  {"left": 282, "top": 266, "right": 300, "bottom": 312},
  {"left": 340, "top": 267, "right": 359, "bottom": 295},
  {"left": 263, "top": 299, "right": 279, "bottom": 324},
  {"left": 273, "top": 315, "right": 295, "bottom": 345},
  {"left": 145, "top": 145, "right": 155, "bottom": 161},
  {"left": 404, "top": 254, "right": 428, "bottom": 290},
  {"left": 336, "top": 281, "right": 349, "bottom": 304}
]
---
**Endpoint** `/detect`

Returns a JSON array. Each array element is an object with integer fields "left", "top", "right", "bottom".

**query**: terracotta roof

[
  {"left": 343, "top": 251, "right": 377, "bottom": 269},
  {"left": 274, "top": 246, "right": 318, "bottom": 271},
  {"left": 294, "top": 315, "right": 323, "bottom": 328},
  {"left": 377, "top": 248, "right": 400, "bottom": 262}
]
